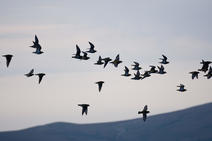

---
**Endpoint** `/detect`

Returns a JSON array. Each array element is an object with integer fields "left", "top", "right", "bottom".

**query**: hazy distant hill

[{"left": 0, "top": 103, "right": 212, "bottom": 141}]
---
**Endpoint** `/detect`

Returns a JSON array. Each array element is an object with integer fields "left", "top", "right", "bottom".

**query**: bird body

[
  {"left": 189, "top": 71, "right": 199, "bottom": 79},
  {"left": 198, "top": 60, "right": 211, "bottom": 73},
  {"left": 94, "top": 56, "right": 104, "bottom": 65},
  {"left": 177, "top": 84, "right": 187, "bottom": 92},
  {"left": 78, "top": 104, "right": 90, "bottom": 115},
  {"left": 149, "top": 65, "right": 158, "bottom": 73},
  {"left": 157, "top": 65, "right": 166, "bottom": 74},
  {"left": 131, "top": 70, "right": 141, "bottom": 80},
  {"left": 86, "top": 42, "right": 96, "bottom": 53},
  {"left": 110, "top": 54, "right": 122, "bottom": 67},
  {"left": 138, "top": 105, "right": 150, "bottom": 121},
  {"left": 30, "top": 35, "right": 43, "bottom": 54},
  {"left": 36, "top": 73, "right": 45, "bottom": 84},
  {"left": 72, "top": 45, "right": 82, "bottom": 59},
  {"left": 132, "top": 61, "right": 142, "bottom": 70},
  {"left": 121, "top": 66, "right": 131, "bottom": 77},
  {"left": 102, "top": 57, "right": 112, "bottom": 68},
  {"left": 159, "top": 54, "right": 169, "bottom": 64},
  {"left": 25, "top": 69, "right": 34, "bottom": 77},
  {"left": 2, "top": 54, "right": 13, "bottom": 67},
  {"left": 95, "top": 81, "right": 104, "bottom": 92}
]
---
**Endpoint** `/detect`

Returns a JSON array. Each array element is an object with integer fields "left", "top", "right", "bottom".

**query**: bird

[
  {"left": 35, "top": 73, "right": 45, "bottom": 84},
  {"left": 25, "top": 69, "right": 34, "bottom": 77},
  {"left": 141, "top": 71, "right": 151, "bottom": 80},
  {"left": 102, "top": 57, "right": 112, "bottom": 68},
  {"left": 204, "top": 66, "right": 212, "bottom": 79},
  {"left": 149, "top": 65, "right": 158, "bottom": 73},
  {"left": 30, "top": 35, "right": 43, "bottom": 54},
  {"left": 94, "top": 56, "right": 104, "bottom": 65},
  {"left": 2, "top": 54, "right": 13, "bottom": 67},
  {"left": 159, "top": 54, "right": 169, "bottom": 64},
  {"left": 121, "top": 66, "right": 131, "bottom": 77},
  {"left": 198, "top": 60, "right": 211, "bottom": 73},
  {"left": 95, "top": 81, "right": 104, "bottom": 92},
  {"left": 138, "top": 105, "right": 150, "bottom": 121},
  {"left": 81, "top": 52, "right": 90, "bottom": 60},
  {"left": 189, "top": 71, "right": 199, "bottom": 79},
  {"left": 177, "top": 84, "right": 187, "bottom": 92},
  {"left": 132, "top": 61, "right": 142, "bottom": 70},
  {"left": 78, "top": 104, "right": 90, "bottom": 115},
  {"left": 131, "top": 70, "right": 141, "bottom": 80},
  {"left": 72, "top": 45, "right": 82, "bottom": 59},
  {"left": 110, "top": 54, "right": 122, "bottom": 67},
  {"left": 86, "top": 41, "right": 96, "bottom": 53},
  {"left": 157, "top": 65, "right": 166, "bottom": 74}
]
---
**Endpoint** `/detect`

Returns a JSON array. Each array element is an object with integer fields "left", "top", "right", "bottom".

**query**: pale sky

[{"left": 0, "top": 0, "right": 211, "bottom": 131}]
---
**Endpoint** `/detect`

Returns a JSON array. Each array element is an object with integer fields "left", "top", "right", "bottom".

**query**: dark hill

[{"left": 0, "top": 103, "right": 212, "bottom": 141}]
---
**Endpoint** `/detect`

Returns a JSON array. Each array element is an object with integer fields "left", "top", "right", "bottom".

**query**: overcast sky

[{"left": 0, "top": 0, "right": 211, "bottom": 131}]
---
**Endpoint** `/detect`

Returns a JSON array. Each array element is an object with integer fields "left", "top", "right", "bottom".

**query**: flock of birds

[{"left": 2, "top": 35, "right": 212, "bottom": 122}]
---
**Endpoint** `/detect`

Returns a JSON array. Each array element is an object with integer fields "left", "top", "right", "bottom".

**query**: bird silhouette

[
  {"left": 78, "top": 104, "right": 90, "bottom": 115},
  {"left": 110, "top": 54, "right": 122, "bottom": 67},
  {"left": 149, "top": 65, "right": 158, "bottom": 73},
  {"left": 94, "top": 56, "right": 104, "bottom": 65},
  {"left": 177, "top": 84, "right": 187, "bottom": 92},
  {"left": 86, "top": 41, "right": 96, "bottom": 53},
  {"left": 132, "top": 61, "right": 142, "bottom": 70},
  {"left": 95, "top": 81, "right": 104, "bottom": 92},
  {"left": 102, "top": 57, "right": 112, "bottom": 68},
  {"left": 159, "top": 54, "right": 169, "bottom": 64},
  {"left": 157, "top": 65, "right": 166, "bottom": 74},
  {"left": 30, "top": 35, "right": 43, "bottom": 54},
  {"left": 131, "top": 70, "right": 141, "bottom": 80},
  {"left": 2, "top": 54, "right": 13, "bottom": 67},
  {"left": 189, "top": 71, "right": 199, "bottom": 79},
  {"left": 72, "top": 45, "right": 82, "bottom": 59},
  {"left": 198, "top": 60, "right": 211, "bottom": 73},
  {"left": 81, "top": 52, "right": 90, "bottom": 60},
  {"left": 141, "top": 71, "right": 151, "bottom": 80},
  {"left": 204, "top": 66, "right": 212, "bottom": 79},
  {"left": 35, "top": 73, "right": 45, "bottom": 84},
  {"left": 121, "top": 66, "right": 131, "bottom": 77},
  {"left": 138, "top": 105, "right": 150, "bottom": 121},
  {"left": 25, "top": 69, "right": 34, "bottom": 77}
]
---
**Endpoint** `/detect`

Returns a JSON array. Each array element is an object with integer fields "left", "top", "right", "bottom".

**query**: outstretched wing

[
  {"left": 88, "top": 41, "right": 95, "bottom": 50},
  {"left": 35, "top": 35, "right": 39, "bottom": 44}
]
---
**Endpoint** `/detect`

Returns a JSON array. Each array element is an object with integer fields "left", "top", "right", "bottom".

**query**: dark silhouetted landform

[{"left": 0, "top": 103, "right": 212, "bottom": 141}]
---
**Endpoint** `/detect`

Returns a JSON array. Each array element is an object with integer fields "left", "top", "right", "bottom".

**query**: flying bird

[
  {"left": 86, "top": 41, "right": 96, "bottom": 53},
  {"left": 177, "top": 84, "right": 187, "bottom": 92},
  {"left": 94, "top": 56, "right": 104, "bottom": 65},
  {"left": 159, "top": 54, "right": 169, "bottom": 64},
  {"left": 30, "top": 35, "right": 43, "bottom": 54},
  {"left": 138, "top": 105, "right": 150, "bottom": 121},
  {"left": 198, "top": 60, "right": 211, "bottom": 73},
  {"left": 102, "top": 57, "right": 112, "bottom": 68},
  {"left": 72, "top": 45, "right": 82, "bottom": 59},
  {"left": 81, "top": 52, "right": 90, "bottom": 60},
  {"left": 157, "top": 65, "right": 166, "bottom": 74},
  {"left": 25, "top": 69, "right": 34, "bottom": 77},
  {"left": 35, "top": 73, "right": 45, "bottom": 84},
  {"left": 95, "top": 81, "right": 104, "bottom": 92},
  {"left": 132, "top": 61, "right": 142, "bottom": 70},
  {"left": 78, "top": 104, "right": 90, "bottom": 115},
  {"left": 131, "top": 70, "right": 141, "bottom": 80},
  {"left": 204, "top": 66, "right": 212, "bottom": 79},
  {"left": 149, "top": 65, "right": 158, "bottom": 73},
  {"left": 110, "top": 54, "right": 122, "bottom": 67},
  {"left": 141, "top": 71, "right": 151, "bottom": 80},
  {"left": 189, "top": 71, "right": 199, "bottom": 79},
  {"left": 121, "top": 66, "right": 131, "bottom": 77},
  {"left": 2, "top": 54, "right": 13, "bottom": 67}
]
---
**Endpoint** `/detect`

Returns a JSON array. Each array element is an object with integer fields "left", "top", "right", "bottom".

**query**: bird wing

[
  {"left": 35, "top": 35, "right": 39, "bottom": 44},
  {"left": 29, "top": 69, "right": 34, "bottom": 74},
  {"left": 76, "top": 45, "right": 81, "bottom": 55},
  {"left": 162, "top": 55, "right": 167, "bottom": 60},
  {"left": 88, "top": 41, "right": 95, "bottom": 50}
]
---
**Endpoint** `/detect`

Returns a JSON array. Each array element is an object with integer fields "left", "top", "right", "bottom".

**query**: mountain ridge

[{"left": 0, "top": 102, "right": 212, "bottom": 141}]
